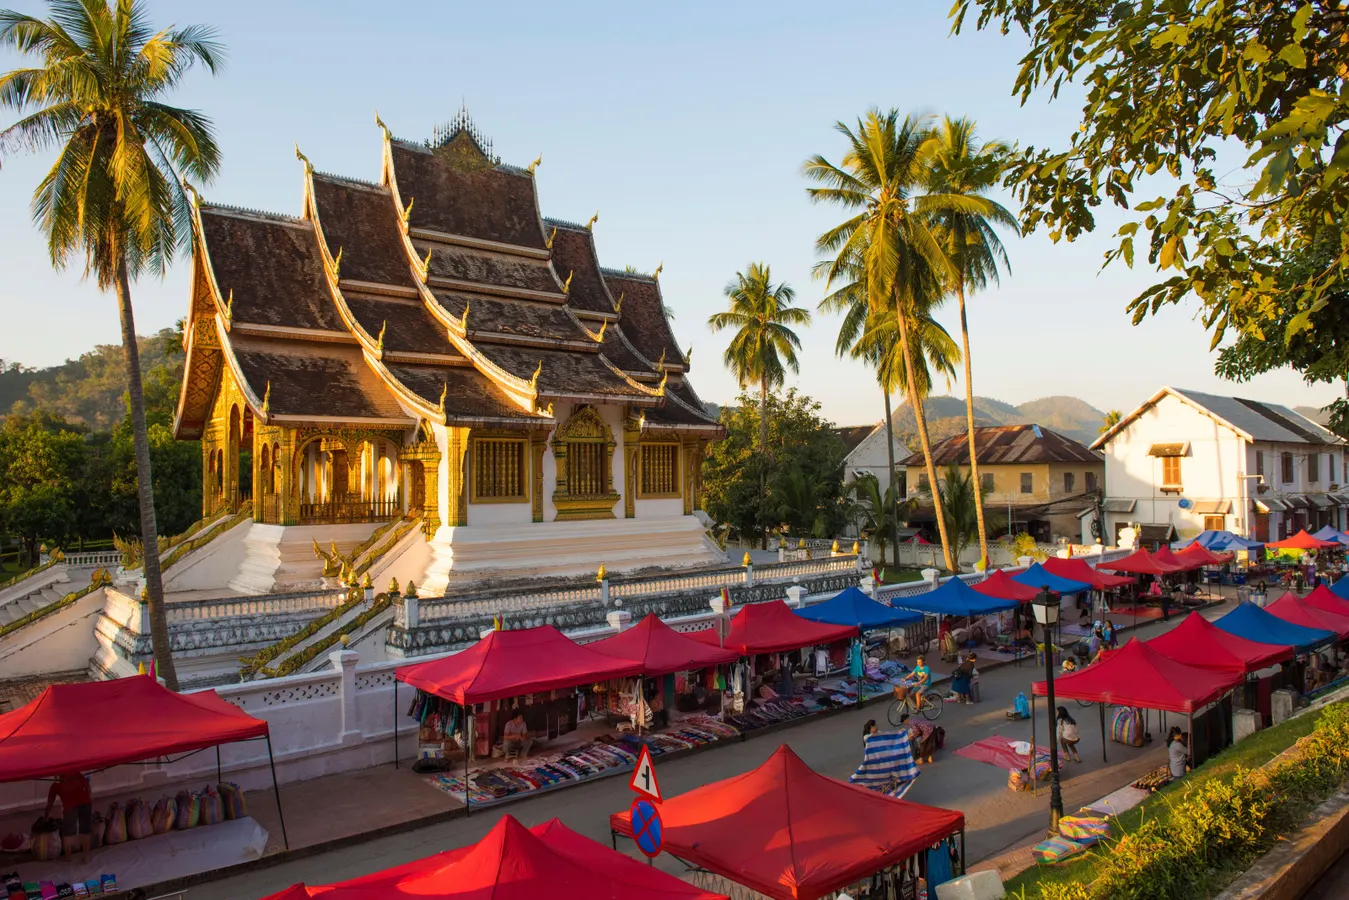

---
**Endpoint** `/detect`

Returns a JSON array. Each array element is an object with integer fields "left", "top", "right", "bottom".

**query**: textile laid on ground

[
  {"left": 0, "top": 676, "right": 267, "bottom": 782},
  {"left": 1145, "top": 612, "right": 1292, "bottom": 674},
  {"left": 261, "top": 815, "right": 727, "bottom": 899},
  {"left": 610, "top": 745, "right": 964, "bottom": 900},
  {"left": 396, "top": 626, "right": 642, "bottom": 705},
  {"left": 953, "top": 737, "right": 1047, "bottom": 772},
  {"left": 849, "top": 731, "right": 920, "bottom": 798}
]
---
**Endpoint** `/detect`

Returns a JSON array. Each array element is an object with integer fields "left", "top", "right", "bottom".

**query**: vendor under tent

[
  {"left": 795, "top": 586, "right": 923, "bottom": 630},
  {"left": 1042, "top": 557, "right": 1135, "bottom": 590},
  {"left": 1266, "top": 591, "right": 1349, "bottom": 640},
  {"left": 588, "top": 613, "right": 741, "bottom": 674},
  {"left": 889, "top": 575, "right": 1019, "bottom": 618},
  {"left": 970, "top": 569, "right": 1039, "bottom": 602},
  {"left": 397, "top": 626, "right": 643, "bottom": 705},
  {"left": 1266, "top": 529, "right": 1341, "bottom": 551},
  {"left": 1213, "top": 602, "right": 1336, "bottom": 652},
  {"left": 689, "top": 599, "right": 858, "bottom": 655},
  {"left": 1031, "top": 637, "right": 1242, "bottom": 764},
  {"left": 609, "top": 745, "right": 965, "bottom": 900},
  {"left": 1096, "top": 548, "right": 1184, "bottom": 575},
  {"left": 1145, "top": 612, "right": 1292, "bottom": 674},
  {"left": 1312, "top": 525, "right": 1349, "bottom": 546},
  {"left": 0, "top": 675, "right": 287, "bottom": 847},
  {"left": 263, "top": 815, "right": 727, "bottom": 900}
]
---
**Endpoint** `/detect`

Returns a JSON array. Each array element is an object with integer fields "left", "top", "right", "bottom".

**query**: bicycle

[{"left": 886, "top": 686, "right": 944, "bottom": 725}]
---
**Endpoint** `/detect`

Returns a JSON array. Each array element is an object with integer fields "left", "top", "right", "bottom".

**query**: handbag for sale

[
  {"left": 197, "top": 787, "right": 223, "bottom": 826},
  {"left": 125, "top": 799, "right": 152, "bottom": 841},
  {"left": 218, "top": 783, "right": 247, "bottom": 820},
  {"left": 173, "top": 790, "right": 200, "bottom": 830},
  {"left": 101, "top": 803, "right": 126, "bottom": 845},
  {"left": 150, "top": 797, "right": 176, "bottom": 835}
]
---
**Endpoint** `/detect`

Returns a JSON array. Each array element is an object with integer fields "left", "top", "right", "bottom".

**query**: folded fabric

[
  {"left": 1032, "top": 835, "right": 1088, "bottom": 864},
  {"left": 1059, "top": 815, "right": 1112, "bottom": 842},
  {"left": 1010, "top": 740, "right": 1032, "bottom": 755}
]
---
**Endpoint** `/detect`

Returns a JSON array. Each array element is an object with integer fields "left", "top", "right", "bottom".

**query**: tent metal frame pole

[
  {"left": 959, "top": 828, "right": 966, "bottom": 875},
  {"left": 215, "top": 746, "right": 222, "bottom": 784},
  {"left": 1100, "top": 703, "right": 1107, "bottom": 763},
  {"left": 465, "top": 715, "right": 472, "bottom": 818},
  {"left": 393, "top": 678, "right": 399, "bottom": 769},
  {"left": 1031, "top": 694, "right": 1037, "bottom": 797},
  {"left": 265, "top": 734, "right": 289, "bottom": 850}
]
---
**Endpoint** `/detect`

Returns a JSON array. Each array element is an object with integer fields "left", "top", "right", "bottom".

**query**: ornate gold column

[
  {"left": 530, "top": 429, "right": 549, "bottom": 523},
  {"left": 444, "top": 426, "right": 471, "bottom": 527},
  {"left": 681, "top": 438, "right": 697, "bottom": 515},
  {"left": 623, "top": 419, "right": 641, "bottom": 519}
]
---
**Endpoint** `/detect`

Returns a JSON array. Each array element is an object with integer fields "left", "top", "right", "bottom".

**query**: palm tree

[
  {"left": 846, "top": 472, "right": 908, "bottom": 569},
  {"left": 924, "top": 117, "right": 1018, "bottom": 570},
  {"left": 923, "top": 463, "right": 1000, "bottom": 567},
  {"left": 708, "top": 263, "right": 811, "bottom": 547},
  {"left": 0, "top": 0, "right": 224, "bottom": 689},
  {"left": 1099, "top": 410, "right": 1123, "bottom": 434},
  {"left": 806, "top": 109, "right": 963, "bottom": 571},
  {"left": 818, "top": 253, "right": 961, "bottom": 563}
]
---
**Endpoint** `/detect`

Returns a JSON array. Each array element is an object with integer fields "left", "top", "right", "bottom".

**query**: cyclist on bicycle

[{"left": 900, "top": 655, "right": 931, "bottom": 703}]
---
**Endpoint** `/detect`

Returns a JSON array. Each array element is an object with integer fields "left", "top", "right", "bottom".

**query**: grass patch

[
  {"left": 880, "top": 568, "right": 924, "bottom": 584},
  {"left": 1003, "top": 705, "right": 1331, "bottom": 898}
]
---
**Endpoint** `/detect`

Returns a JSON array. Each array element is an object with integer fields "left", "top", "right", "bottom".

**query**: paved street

[{"left": 191, "top": 603, "right": 1215, "bottom": 899}]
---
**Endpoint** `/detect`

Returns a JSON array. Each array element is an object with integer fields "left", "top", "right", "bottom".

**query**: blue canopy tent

[
  {"left": 797, "top": 586, "right": 924, "bottom": 630},
  {"left": 1312, "top": 526, "right": 1349, "bottom": 546},
  {"left": 1175, "top": 530, "right": 1265, "bottom": 551},
  {"left": 889, "top": 577, "right": 1018, "bottom": 618},
  {"left": 1012, "top": 563, "right": 1091, "bottom": 595},
  {"left": 1332, "top": 578, "right": 1349, "bottom": 602},
  {"left": 1213, "top": 602, "right": 1334, "bottom": 652}
]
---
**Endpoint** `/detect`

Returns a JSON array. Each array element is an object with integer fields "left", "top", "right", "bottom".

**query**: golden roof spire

[
  {"left": 224, "top": 289, "right": 234, "bottom": 322},
  {"left": 374, "top": 109, "right": 391, "bottom": 140},
  {"left": 461, "top": 299, "right": 470, "bottom": 330},
  {"left": 653, "top": 261, "right": 664, "bottom": 281},
  {"left": 546, "top": 226, "right": 557, "bottom": 250},
  {"left": 585, "top": 211, "right": 599, "bottom": 231},
  {"left": 376, "top": 320, "right": 386, "bottom": 354},
  {"left": 615, "top": 291, "right": 624, "bottom": 314},
  {"left": 562, "top": 270, "right": 574, "bottom": 294},
  {"left": 331, "top": 246, "right": 343, "bottom": 279},
  {"left": 295, "top": 143, "right": 313, "bottom": 174},
  {"left": 422, "top": 245, "right": 433, "bottom": 276},
  {"left": 262, "top": 381, "right": 271, "bottom": 415},
  {"left": 595, "top": 320, "right": 607, "bottom": 342},
  {"left": 530, "top": 360, "right": 543, "bottom": 392},
  {"left": 528, "top": 154, "right": 543, "bottom": 174},
  {"left": 402, "top": 196, "right": 414, "bottom": 224},
  {"left": 438, "top": 382, "right": 447, "bottom": 415}
]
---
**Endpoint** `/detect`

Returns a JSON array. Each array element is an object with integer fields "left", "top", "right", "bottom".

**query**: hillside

[
  {"left": 1295, "top": 404, "right": 1330, "bottom": 426},
  {"left": 891, "top": 394, "right": 1107, "bottom": 447}
]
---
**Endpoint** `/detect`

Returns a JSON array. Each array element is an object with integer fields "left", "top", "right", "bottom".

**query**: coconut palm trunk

[
  {"left": 760, "top": 375, "right": 769, "bottom": 549},
  {"left": 896, "top": 302, "right": 955, "bottom": 571},
  {"left": 956, "top": 278, "right": 989, "bottom": 566},
  {"left": 115, "top": 253, "right": 177, "bottom": 689},
  {"left": 882, "top": 388, "right": 901, "bottom": 568}
]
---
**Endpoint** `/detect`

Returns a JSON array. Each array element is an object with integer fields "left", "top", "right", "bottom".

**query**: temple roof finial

[
  {"left": 528, "top": 154, "right": 542, "bottom": 174},
  {"left": 585, "top": 211, "right": 599, "bottom": 231},
  {"left": 295, "top": 143, "right": 313, "bottom": 174}
]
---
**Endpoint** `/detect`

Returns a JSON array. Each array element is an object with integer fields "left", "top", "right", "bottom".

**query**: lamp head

[{"left": 1032, "top": 589, "right": 1060, "bottom": 625}]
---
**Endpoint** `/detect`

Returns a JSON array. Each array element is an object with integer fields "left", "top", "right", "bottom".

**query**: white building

[
  {"left": 1091, "top": 387, "right": 1346, "bottom": 543},
  {"left": 838, "top": 422, "right": 910, "bottom": 496}
]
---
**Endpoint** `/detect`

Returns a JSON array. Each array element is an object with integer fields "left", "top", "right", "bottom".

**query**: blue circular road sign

[{"left": 630, "top": 798, "right": 664, "bottom": 858}]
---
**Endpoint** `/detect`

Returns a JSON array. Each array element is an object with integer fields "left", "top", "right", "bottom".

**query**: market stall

[
  {"left": 262, "top": 814, "right": 727, "bottom": 899},
  {"left": 610, "top": 745, "right": 966, "bottom": 900},
  {"left": 1266, "top": 591, "right": 1349, "bottom": 639},
  {"left": 795, "top": 586, "right": 922, "bottom": 631},
  {"left": 588, "top": 613, "right": 740, "bottom": 722},
  {"left": 797, "top": 587, "right": 924, "bottom": 689},
  {"left": 1312, "top": 526, "right": 1349, "bottom": 547},
  {"left": 971, "top": 569, "right": 1039, "bottom": 602},
  {"left": 1146, "top": 612, "right": 1292, "bottom": 675},
  {"left": 1266, "top": 529, "right": 1341, "bottom": 552},
  {"left": 396, "top": 626, "right": 648, "bottom": 808},
  {"left": 690, "top": 599, "right": 858, "bottom": 655},
  {"left": 0, "top": 675, "right": 284, "bottom": 893},
  {"left": 1213, "top": 602, "right": 1335, "bottom": 652},
  {"left": 1096, "top": 548, "right": 1186, "bottom": 620},
  {"left": 890, "top": 577, "right": 1019, "bottom": 663},
  {"left": 1031, "top": 638, "right": 1242, "bottom": 766},
  {"left": 1303, "top": 585, "right": 1349, "bottom": 617}
]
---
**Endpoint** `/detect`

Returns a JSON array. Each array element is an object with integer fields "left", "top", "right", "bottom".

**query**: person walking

[
  {"left": 44, "top": 771, "right": 93, "bottom": 863},
  {"left": 1056, "top": 706, "right": 1082, "bottom": 763}
]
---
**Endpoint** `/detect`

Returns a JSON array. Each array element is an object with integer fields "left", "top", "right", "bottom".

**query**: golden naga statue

[
  {"left": 527, "top": 154, "right": 543, "bottom": 174},
  {"left": 596, "top": 563, "right": 607, "bottom": 582},
  {"left": 585, "top": 211, "right": 599, "bottom": 231},
  {"left": 313, "top": 539, "right": 355, "bottom": 581}
]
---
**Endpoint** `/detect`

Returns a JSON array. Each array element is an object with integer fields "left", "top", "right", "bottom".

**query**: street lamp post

[{"left": 1033, "top": 589, "right": 1065, "bottom": 833}]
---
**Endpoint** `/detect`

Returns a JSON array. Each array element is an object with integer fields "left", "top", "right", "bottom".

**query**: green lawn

[
  {"left": 879, "top": 568, "right": 924, "bottom": 584},
  {"left": 1003, "top": 705, "right": 1331, "bottom": 898}
]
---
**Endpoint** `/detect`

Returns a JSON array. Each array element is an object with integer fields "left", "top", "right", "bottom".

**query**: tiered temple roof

[{"left": 174, "top": 114, "right": 720, "bottom": 439}]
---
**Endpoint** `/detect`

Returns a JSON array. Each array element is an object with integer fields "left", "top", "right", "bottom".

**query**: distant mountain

[
  {"left": 1295, "top": 405, "right": 1330, "bottom": 426},
  {"left": 891, "top": 394, "right": 1108, "bottom": 448}
]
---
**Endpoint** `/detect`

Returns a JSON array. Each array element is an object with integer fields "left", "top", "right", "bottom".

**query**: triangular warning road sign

[{"left": 628, "top": 744, "right": 662, "bottom": 803}]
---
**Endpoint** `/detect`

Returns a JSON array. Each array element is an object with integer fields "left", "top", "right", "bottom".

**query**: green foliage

[
  {"left": 703, "top": 390, "right": 848, "bottom": 542},
  {"left": 951, "top": 0, "right": 1349, "bottom": 426},
  {"left": 923, "top": 464, "right": 1000, "bottom": 564},
  {"left": 708, "top": 264, "right": 812, "bottom": 400},
  {"left": 845, "top": 472, "right": 907, "bottom": 565},
  {"left": 1019, "top": 703, "right": 1349, "bottom": 900},
  {"left": 0, "top": 411, "right": 88, "bottom": 561}
]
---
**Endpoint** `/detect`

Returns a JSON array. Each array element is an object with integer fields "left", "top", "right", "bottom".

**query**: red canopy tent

[
  {"left": 1031, "top": 638, "right": 1240, "bottom": 713},
  {"left": 1096, "top": 548, "right": 1184, "bottom": 576},
  {"left": 610, "top": 745, "right": 964, "bottom": 900},
  {"left": 1146, "top": 612, "right": 1292, "bottom": 674},
  {"left": 1042, "top": 557, "right": 1135, "bottom": 590},
  {"left": 1153, "top": 546, "right": 1203, "bottom": 571},
  {"left": 262, "top": 815, "right": 726, "bottom": 900},
  {"left": 689, "top": 600, "right": 857, "bottom": 655},
  {"left": 396, "top": 626, "right": 642, "bottom": 705},
  {"left": 589, "top": 613, "right": 740, "bottom": 674},
  {"left": 1267, "top": 529, "right": 1341, "bottom": 551},
  {"left": 1176, "top": 543, "right": 1234, "bottom": 567},
  {"left": 1266, "top": 592, "right": 1349, "bottom": 640},
  {"left": 970, "top": 569, "right": 1038, "bottom": 602},
  {"left": 1302, "top": 585, "right": 1349, "bottom": 618},
  {"left": 0, "top": 675, "right": 287, "bottom": 847}
]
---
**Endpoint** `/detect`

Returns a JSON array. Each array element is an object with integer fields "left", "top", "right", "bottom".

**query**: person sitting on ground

[
  {"left": 950, "top": 653, "right": 977, "bottom": 704},
  {"left": 502, "top": 711, "right": 533, "bottom": 757},
  {"left": 44, "top": 771, "right": 92, "bottom": 863},
  {"left": 1168, "top": 730, "right": 1190, "bottom": 779}
]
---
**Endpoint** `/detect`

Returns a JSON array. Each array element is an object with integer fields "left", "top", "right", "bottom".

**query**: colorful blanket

[{"left": 850, "top": 731, "right": 920, "bottom": 798}]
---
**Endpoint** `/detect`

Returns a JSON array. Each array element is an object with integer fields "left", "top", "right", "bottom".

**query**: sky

[{"left": 0, "top": 0, "right": 1339, "bottom": 427}]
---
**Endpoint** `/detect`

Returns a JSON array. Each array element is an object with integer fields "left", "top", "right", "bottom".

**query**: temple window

[
  {"left": 639, "top": 444, "right": 680, "bottom": 497},
  {"left": 471, "top": 437, "right": 528, "bottom": 502}
]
